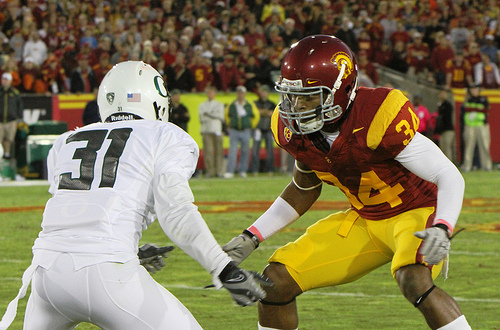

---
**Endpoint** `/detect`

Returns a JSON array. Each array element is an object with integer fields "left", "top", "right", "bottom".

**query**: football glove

[
  {"left": 414, "top": 224, "right": 450, "bottom": 265},
  {"left": 219, "top": 262, "right": 272, "bottom": 306},
  {"left": 138, "top": 244, "right": 174, "bottom": 274},
  {"left": 222, "top": 230, "right": 260, "bottom": 266}
]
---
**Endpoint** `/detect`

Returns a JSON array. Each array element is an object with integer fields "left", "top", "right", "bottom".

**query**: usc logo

[
  {"left": 284, "top": 127, "right": 292, "bottom": 142},
  {"left": 330, "top": 52, "right": 353, "bottom": 79}
]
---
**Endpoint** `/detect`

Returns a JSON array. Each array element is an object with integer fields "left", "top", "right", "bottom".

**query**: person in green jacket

[{"left": 224, "top": 85, "right": 260, "bottom": 178}]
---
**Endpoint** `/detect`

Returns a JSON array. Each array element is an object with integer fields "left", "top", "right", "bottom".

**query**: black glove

[
  {"left": 219, "top": 262, "right": 272, "bottom": 306},
  {"left": 138, "top": 244, "right": 175, "bottom": 274}
]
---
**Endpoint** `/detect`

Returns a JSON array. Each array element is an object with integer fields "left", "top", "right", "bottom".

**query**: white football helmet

[{"left": 97, "top": 61, "right": 171, "bottom": 122}]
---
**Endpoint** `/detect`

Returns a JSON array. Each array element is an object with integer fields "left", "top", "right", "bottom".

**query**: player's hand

[
  {"left": 219, "top": 262, "right": 272, "bottom": 306},
  {"left": 138, "top": 244, "right": 174, "bottom": 274},
  {"left": 414, "top": 225, "right": 450, "bottom": 265},
  {"left": 222, "top": 230, "right": 260, "bottom": 266}
]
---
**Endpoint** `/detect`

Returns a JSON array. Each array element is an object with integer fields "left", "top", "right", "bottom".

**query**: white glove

[
  {"left": 219, "top": 262, "right": 272, "bottom": 306},
  {"left": 222, "top": 230, "right": 260, "bottom": 266},
  {"left": 414, "top": 225, "right": 450, "bottom": 265},
  {"left": 138, "top": 244, "right": 174, "bottom": 274}
]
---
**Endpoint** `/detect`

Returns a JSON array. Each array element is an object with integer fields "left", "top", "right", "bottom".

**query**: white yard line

[{"left": 163, "top": 284, "right": 500, "bottom": 304}]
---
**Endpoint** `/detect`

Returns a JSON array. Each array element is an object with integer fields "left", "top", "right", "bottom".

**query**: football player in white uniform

[{"left": 0, "top": 61, "right": 269, "bottom": 330}]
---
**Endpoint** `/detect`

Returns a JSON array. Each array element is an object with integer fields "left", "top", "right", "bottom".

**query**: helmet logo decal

[
  {"left": 153, "top": 101, "right": 166, "bottom": 121},
  {"left": 331, "top": 52, "right": 353, "bottom": 79},
  {"left": 284, "top": 127, "right": 292, "bottom": 142},
  {"left": 154, "top": 76, "right": 168, "bottom": 97},
  {"left": 106, "top": 92, "right": 115, "bottom": 105}
]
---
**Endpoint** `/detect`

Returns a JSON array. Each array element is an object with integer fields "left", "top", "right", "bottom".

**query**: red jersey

[
  {"left": 271, "top": 87, "right": 437, "bottom": 220},
  {"left": 446, "top": 58, "right": 472, "bottom": 88}
]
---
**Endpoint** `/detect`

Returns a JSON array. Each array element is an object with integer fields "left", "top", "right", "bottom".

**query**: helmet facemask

[{"left": 276, "top": 84, "right": 341, "bottom": 135}]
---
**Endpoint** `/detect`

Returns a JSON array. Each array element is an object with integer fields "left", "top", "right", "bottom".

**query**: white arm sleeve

[
  {"left": 395, "top": 133, "right": 464, "bottom": 233},
  {"left": 248, "top": 196, "right": 300, "bottom": 241},
  {"left": 153, "top": 172, "right": 231, "bottom": 280}
]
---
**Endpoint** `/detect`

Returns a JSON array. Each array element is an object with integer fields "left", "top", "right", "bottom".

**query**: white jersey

[{"left": 32, "top": 119, "right": 231, "bottom": 274}]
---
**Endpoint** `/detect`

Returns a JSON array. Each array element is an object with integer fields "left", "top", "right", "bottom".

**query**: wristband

[
  {"left": 433, "top": 219, "right": 453, "bottom": 236},
  {"left": 242, "top": 229, "right": 260, "bottom": 248}
]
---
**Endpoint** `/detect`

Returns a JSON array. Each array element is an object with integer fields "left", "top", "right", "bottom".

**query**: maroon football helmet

[{"left": 276, "top": 35, "right": 358, "bottom": 134}]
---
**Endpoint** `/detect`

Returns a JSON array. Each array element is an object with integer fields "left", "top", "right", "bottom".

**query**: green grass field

[{"left": 1, "top": 171, "right": 499, "bottom": 329}]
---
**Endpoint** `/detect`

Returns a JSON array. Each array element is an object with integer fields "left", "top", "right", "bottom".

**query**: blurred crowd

[{"left": 1, "top": 0, "right": 500, "bottom": 96}]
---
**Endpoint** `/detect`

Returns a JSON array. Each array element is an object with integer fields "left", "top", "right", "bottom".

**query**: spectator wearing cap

[
  {"left": 0, "top": 72, "right": 23, "bottom": 160},
  {"left": 406, "top": 32, "right": 430, "bottom": 80},
  {"left": 218, "top": 53, "right": 243, "bottom": 92},
  {"left": 18, "top": 56, "right": 45, "bottom": 93},
  {"left": 250, "top": 84, "right": 276, "bottom": 175},
  {"left": 22, "top": 29, "right": 48, "bottom": 67},
  {"left": 70, "top": 53, "right": 98, "bottom": 94},
  {"left": 480, "top": 34, "right": 499, "bottom": 65},
  {"left": 168, "top": 89, "right": 190, "bottom": 132},
  {"left": 445, "top": 50, "right": 473, "bottom": 89},
  {"left": 430, "top": 32, "right": 455, "bottom": 85},
  {"left": 460, "top": 84, "right": 492, "bottom": 172},
  {"left": 224, "top": 85, "right": 259, "bottom": 178},
  {"left": 41, "top": 54, "right": 69, "bottom": 94}
]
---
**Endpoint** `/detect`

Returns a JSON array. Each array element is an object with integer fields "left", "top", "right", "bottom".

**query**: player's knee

[
  {"left": 396, "top": 264, "right": 434, "bottom": 302},
  {"left": 262, "top": 262, "right": 302, "bottom": 303}
]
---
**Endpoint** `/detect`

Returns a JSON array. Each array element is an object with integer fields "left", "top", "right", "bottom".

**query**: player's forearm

[{"left": 247, "top": 182, "right": 320, "bottom": 242}]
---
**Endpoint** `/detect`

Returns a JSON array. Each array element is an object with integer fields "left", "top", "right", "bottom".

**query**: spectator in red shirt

[
  {"left": 18, "top": 57, "right": 45, "bottom": 94},
  {"left": 445, "top": 50, "right": 473, "bottom": 89},
  {"left": 41, "top": 54, "right": 68, "bottom": 94},
  {"left": 217, "top": 53, "right": 243, "bottom": 92},
  {"left": 430, "top": 32, "right": 455, "bottom": 86},
  {"left": 92, "top": 52, "right": 113, "bottom": 85},
  {"left": 390, "top": 21, "right": 411, "bottom": 47},
  {"left": 188, "top": 50, "right": 214, "bottom": 92},
  {"left": 372, "top": 40, "right": 393, "bottom": 67},
  {"left": 465, "top": 42, "right": 482, "bottom": 68},
  {"left": 357, "top": 50, "right": 379, "bottom": 86},
  {"left": 406, "top": 32, "right": 430, "bottom": 80}
]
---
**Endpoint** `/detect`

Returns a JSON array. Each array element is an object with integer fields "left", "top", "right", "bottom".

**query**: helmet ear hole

[{"left": 344, "top": 84, "right": 352, "bottom": 95}]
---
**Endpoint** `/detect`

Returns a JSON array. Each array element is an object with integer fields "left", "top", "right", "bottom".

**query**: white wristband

[{"left": 248, "top": 197, "right": 300, "bottom": 241}]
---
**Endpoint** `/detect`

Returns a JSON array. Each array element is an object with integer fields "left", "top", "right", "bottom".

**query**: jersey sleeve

[
  {"left": 366, "top": 89, "right": 419, "bottom": 157},
  {"left": 154, "top": 125, "right": 200, "bottom": 180}
]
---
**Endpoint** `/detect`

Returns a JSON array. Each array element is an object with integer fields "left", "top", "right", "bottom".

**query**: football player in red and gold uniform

[{"left": 223, "top": 35, "right": 471, "bottom": 330}]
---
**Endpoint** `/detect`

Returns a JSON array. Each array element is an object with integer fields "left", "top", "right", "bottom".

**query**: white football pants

[{"left": 24, "top": 253, "right": 202, "bottom": 330}]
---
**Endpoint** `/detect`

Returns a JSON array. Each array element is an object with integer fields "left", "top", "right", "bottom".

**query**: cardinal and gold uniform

[{"left": 269, "top": 87, "right": 443, "bottom": 292}]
